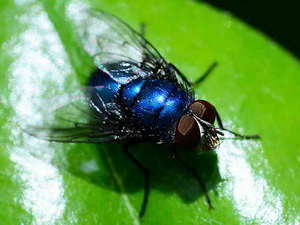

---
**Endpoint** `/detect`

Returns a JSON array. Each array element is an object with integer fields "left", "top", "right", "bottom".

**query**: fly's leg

[
  {"left": 193, "top": 62, "right": 218, "bottom": 86},
  {"left": 171, "top": 147, "right": 214, "bottom": 210},
  {"left": 169, "top": 63, "right": 193, "bottom": 86},
  {"left": 139, "top": 23, "right": 154, "bottom": 64},
  {"left": 140, "top": 23, "right": 146, "bottom": 38},
  {"left": 139, "top": 23, "right": 147, "bottom": 51},
  {"left": 215, "top": 109, "right": 260, "bottom": 139},
  {"left": 169, "top": 62, "right": 218, "bottom": 88},
  {"left": 123, "top": 141, "right": 150, "bottom": 219}
]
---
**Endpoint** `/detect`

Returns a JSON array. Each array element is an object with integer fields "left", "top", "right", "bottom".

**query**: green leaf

[{"left": 0, "top": 0, "right": 299, "bottom": 224}]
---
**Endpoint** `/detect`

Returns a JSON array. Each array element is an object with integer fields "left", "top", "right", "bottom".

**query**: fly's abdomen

[
  {"left": 122, "top": 78, "right": 147, "bottom": 107},
  {"left": 89, "top": 69, "right": 121, "bottom": 105}
]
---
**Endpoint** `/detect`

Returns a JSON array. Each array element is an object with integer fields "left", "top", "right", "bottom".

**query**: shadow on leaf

[{"left": 62, "top": 141, "right": 222, "bottom": 205}]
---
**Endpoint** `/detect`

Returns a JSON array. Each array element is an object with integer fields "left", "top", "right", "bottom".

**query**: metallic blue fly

[{"left": 27, "top": 9, "right": 259, "bottom": 218}]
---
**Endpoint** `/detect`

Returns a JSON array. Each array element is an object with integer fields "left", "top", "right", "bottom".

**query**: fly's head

[{"left": 175, "top": 100, "right": 224, "bottom": 151}]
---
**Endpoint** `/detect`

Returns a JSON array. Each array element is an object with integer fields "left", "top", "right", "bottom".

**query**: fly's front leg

[
  {"left": 215, "top": 109, "right": 260, "bottom": 139},
  {"left": 123, "top": 141, "right": 150, "bottom": 219},
  {"left": 171, "top": 147, "right": 214, "bottom": 210}
]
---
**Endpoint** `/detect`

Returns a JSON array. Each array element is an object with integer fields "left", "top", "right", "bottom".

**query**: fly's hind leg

[
  {"left": 169, "top": 61, "right": 218, "bottom": 88},
  {"left": 123, "top": 141, "right": 150, "bottom": 219},
  {"left": 140, "top": 23, "right": 146, "bottom": 38},
  {"left": 139, "top": 23, "right": 147, "bottom": 51},
  {"left": 193, "top": 62, "right": 218, "bottom": 86},
  {"left": 215, "top": 109, "right": 260, "bottom": 139},
  {"left": 139, "top": 23, "right": 154, "bottom": 63}
]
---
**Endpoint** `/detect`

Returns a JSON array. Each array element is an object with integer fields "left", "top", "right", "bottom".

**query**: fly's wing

[
  {"left": 24, "top": 88, "right": 138, "bottom": 143},
  {"left": 70, "top": 9, "right": 161, "bottom": 83},
  {"left": 69, "top": 8, "right": 194, "bottom": 96},
  {"left": 25, "top": 9, "right": 195, "bottom": 143}
]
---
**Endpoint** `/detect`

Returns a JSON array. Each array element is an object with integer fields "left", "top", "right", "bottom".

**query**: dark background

[{"left": 200, "top": 0, "right": 300, "bottom": 59}]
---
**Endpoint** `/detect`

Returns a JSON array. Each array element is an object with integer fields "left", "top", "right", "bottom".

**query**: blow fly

[{"left": 27, "top": 9, "right": 259, "bottom": 218}]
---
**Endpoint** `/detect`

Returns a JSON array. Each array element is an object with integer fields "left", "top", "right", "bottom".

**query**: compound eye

[
  {"left": 175, "top": 115, "right": 200, "bottom": 149},
  {"left": 189, "top": 100, "right": 216, "bottom": 124}
]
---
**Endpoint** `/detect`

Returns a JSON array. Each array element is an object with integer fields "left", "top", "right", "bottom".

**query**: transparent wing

[
  {"left": 70, "top": 8, "right": 195, "bottom": 96},
  {"left": 24, "top": 9, "right": 196, "bottom": 143},
  {"left": 71, "top": 9, "right": 162, "bottom": 80},
  {"left": 23, "top": 88, "right": 137, "bottom": 143}
]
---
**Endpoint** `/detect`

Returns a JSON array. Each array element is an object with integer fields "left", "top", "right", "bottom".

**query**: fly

[{"left": 26, "top": 9, "right": 260, "bottom": 219}]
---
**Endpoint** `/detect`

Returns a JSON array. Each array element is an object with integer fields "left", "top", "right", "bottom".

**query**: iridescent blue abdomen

[{"left": 90, "top": 69, "right": 193, "bottom": 140}]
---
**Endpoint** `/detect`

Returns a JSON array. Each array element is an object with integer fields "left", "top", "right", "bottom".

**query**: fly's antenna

[
  {"left": 191, "top": 114, "right": 224, "bottom": 136},
  {"left": 191, "top": 114, "right": 223, "bottom": 150}
]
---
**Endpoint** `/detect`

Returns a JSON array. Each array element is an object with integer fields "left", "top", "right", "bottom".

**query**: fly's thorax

[{"left": 122, "top": 78, "right": 192, "bottom": 132}]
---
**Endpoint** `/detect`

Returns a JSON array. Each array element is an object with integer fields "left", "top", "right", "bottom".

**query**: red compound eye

[
  {"left": 175, "top": 115, "right": 200, "bottom": 149},
  {"left": 189, "top": 100, "right": 216, "bottom": 124}
]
